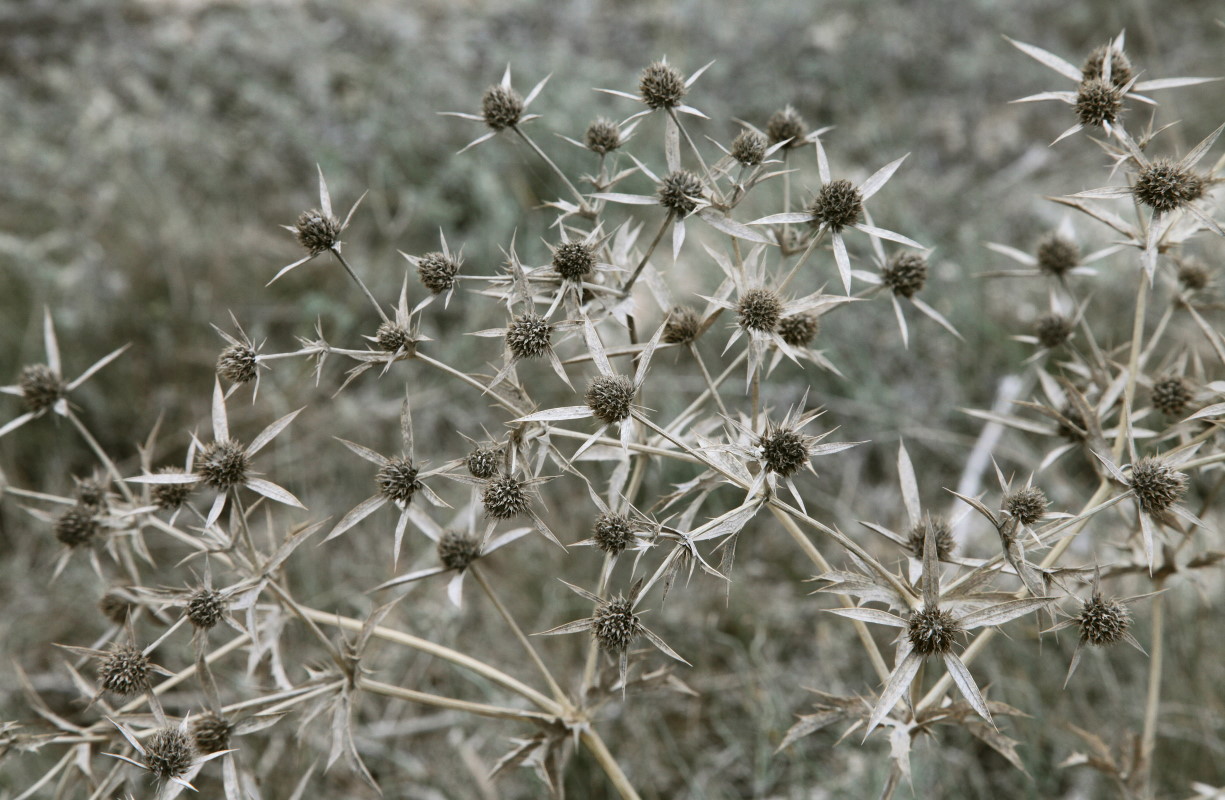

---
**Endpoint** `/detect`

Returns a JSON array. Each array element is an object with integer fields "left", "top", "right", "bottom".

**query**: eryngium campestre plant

[
  {"left": 1004, "top": 486, "right": 1048, "bottom": 525},
  {"left": 907, "top": 606, "right": 961, "bottom": 656},
  {"left": 553, "top": 240, "right": 596, "bottom": 281},
  {"left": 437, "top": 531, "right": 481, "bottom": 572},
  {"left": 1128, "top": 456, "right": 1188, "bottom": 515},
  {"left": 777, "top": 312, "right": 820, "bottom": 347},
  {"left": 293, "top": 209, "right": 340, "bottom": 254},
  {"left": 186, "top": 589, "right": 225, "bottom": 630},
  {"left": 638, "top": 61, "right": 686, "bottom": 109},
  {"left": 592, "top": 512, "right": 634, "bottom": 556},
  {"left": 586, "top": 375, "right": 634, "bottom": 423},
  {"left": 766, "top": 105, "right": 807, "bottom": 148},
  {"left": 658, "top": 170, "right": 703, "bottom": 216},
  {"left": 143, "top": 726, "right": 195, "bottom": 781},
  {"left": 481, "top": 84, "right": 524, "bottom": 130},
  {"left": 1036, "top": 233, "right": 1081, "bottom": 277},
  {"left": 376, "top": 457, "right": 420, "bottom": 504},
  {"left": 216, "top": 344, "right": 258, "bottom": 384},
  {"left": 1035, "top": 313, "right": 1074, "bottom": 349},
  {"left": 809, "top": 179, "right": 863, "bottom": 231},
  {"left": 483, "top": 474, "right": 529, "bottom": 519},
  {"left": 585, "top": 117, "right": 622, "bottom": 154},
  {"left": 1076, "top": 593, "right": 1131, "bottom": 646},
  {"left": 593, "top": 594, "right": 641, "bottom": 653},
  {"left": 191, "top": 713, "right": 233, "bottom": 755},
  {"left": 1081, "top": 45, "right": 1133, "bottom": 87},
  {"left": 1075, "top": 79, "right": 1124, "bottom": 127},
  {"left": 881, "top": 252, "right": 928, "bottom": 298},
  {"left": 55, "top": 505, "right": 98, "bottom": 548},
  {"left": 1152, "top": 375, "right": 1192, "bottom": 416},
  {"left": 466, "top": 446, "right": 501, "bottom": 479},
  {"left": 375, "top": 321, "right": 412, "bottom": 353},
  {"left": 99, "top": 644, "right": 151, "bottom": 697},
  {"left": 152, "top": 467, "right": 194, "bottom": 510},
  {"left": 1133, "top": 159, "right": 1205, "bottom": 214},
  {"left": 663, "top": 306, "right": 703, "bottom": 344},
  {"left": 416, "top": 251, "right": 460, "bottom": 294},
  {"left": 759, "top": 427, "right": 809, "bottom": 476},
  {"left": 731, "top": 130, "right": 767, "bottom": 166},
  {"left": 18, "top": 364, "right": 64, "bottom": 413},
  {"left": 505, "top": 313, "right": 553, "bottom": 360},
  {"left": 737, "top": 288, "right": 784, "bottom": 332},
  {"left": 197, "top": 440, "right": 250, "bottom": 492},
  {"left": 907, "top": 515, "right": 955, "bottom": 560}
]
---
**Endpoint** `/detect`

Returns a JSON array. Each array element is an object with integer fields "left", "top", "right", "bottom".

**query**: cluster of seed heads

[
  {"left": 483, "top": 474, "right": 529, "bottom": 519},
  {"left": 657, "top": 170, "right": 703, "bottom": 216},
  {"left": 99, "top": 644, "right": 151, "bottom": 697},
  {"left": 18, "top": 364, "right": 64, "bottom": 413},
  {"left": 466, "top": 446, "right": 501, "bottom": 479},
  {"left": 1128, "top": 456, "right": 1188, "bottom": 515},
  {"left": 98, "top": 591, "right": 134, "bottom": 625},
  {"left": 1177, "top": 258, "right": 1210, "bottom": 291},
  {"left": 55, "top": 505, "right": 98, "bottom": 548},
  {"left": 1036, "top": 233, "right": 1081, "bottom": 277},
  {"left": 143, "top": 726, "right": 194, "bottom": 781},
  {"left": 593, "top": 594, "right": 640, "bottom": 653},
  {"left": 197, "top": 440, "right": 249, "bottom": 492},
  {"left": 584, "top": 118, "right": 622, "bottom": 155},
  {"left": 731, "top": 130, "right": 766, "bottom": 166},
  {"left": 881, "top": 252, "right": 928, "bottom": 298},
  {"left": 1004, "top": 486, "right": 1048, "bottom": 526},
  {"left": 552, "top": 241, "right": 596, "bottom": 281},
  {"left": 586, "top": 375, "right": 635, "bottom": 424},
  {"left": 907, "top": 515, "right": 955, "bottom": 560},
  {"left": 376, "top": 457, "right": 420, "bottom": 504},
  {"left": 663, "top": 306, "right": 703, "bottom": 344},
  {"left": 1152, "top": 375, "right": 1193, "bottom": 416},
  {"left": 778, "top": 312, "right": 820, "bottom": 347},
  {"left": 191, "top": 713, "right": 233, "bottom": 754},
  {"left": 437, "top": 531, "right": 481, "bottom": 572},
  {"left": 481, "top": 84, "right": 523, "bottom": 131},
  {"left": 1075, "top": 79, "right": 1123, "bottom": 127},
  {"left": 638, "top": 61, "right": 686, "bottom": 109},
  {"left": 810, "top": 179, "right": 863, "bottom": 231},
  {"left": 1081, "top": 46, "right": 1133, "bottom": 88},
  {"left": 416, "top": 251, "right": 459, "bottom": 294},
  {"left": 759, "top": 427, "right": 809, "bottom": 476},
  {"left": 375, "top": 321, "right": 412, "bottom": 353},
  {"left": 907, "top": 606, "right": 961, "bottom": 656},
  {"left": 1133, "top": 160, "right": 1204, "bottom": 214},
  {"left": 1035, "top": 313, "right": 1074, "bottom": 349},
  {"left": 1076, "top": 593, "right": 1131, "bottom": 646},
  {"left": 293, "top": 210, "right": 340, "bottom": 254},
  {"left": 766, "top": 105, "right": 807, "bottom": 148},
  {"left": 216, "top": 344, "right": 258, "bottom": 384},
  {"left": 592, "top": 512, "right": 635, "bottom": 556},
  {"left": 186, "top": 589, "right": 225, "bottom": 630},
  {"left": 505, "top": 313, "right": 553, "bottom": 360},
  {"left": 737, "top": 288, "right": 784, "bottom": 332},
  {"left": 152, "top": 466, "right": 194, "bottom": 510}
]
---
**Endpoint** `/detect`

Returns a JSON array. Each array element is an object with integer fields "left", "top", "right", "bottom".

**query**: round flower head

[
  {"left": 552, "top": 240, "right": 596, "bottom": 281},
  {"left": 766, "top": 106, "right": 807, "bottom": 148},
  {"left": 74, "top": 477, "right": 108, "bottom": 511},
  {"left": 99, "top": 644, "right": 151, "bottom": 697},
  {"left": 1081, "top": 45, "right": 1133, "bottom": 88},
  {"left": 216, "top": 344, "right": 258, "bottom": 384},
  {"left": 437, "top": 530, "right": 481, "bottom": 572},
  {"left": 1035, "top": 313, "right": 1074, "bottom": 349},
  {"left": 586, "top": 375, "right": 635, "bottom": 424},
  {"left": 186, "top": 589, "right": 225, "bottom": 630},
  {"left": 1177, "top": 258, "right": 1210, "bottom": 291},
  {"left": 191, "top": 713, "right": 233, "bottom": 755},
  {"left": 759, "top": 427, "right": 809, "bottom": 477},
  {"left": 376, "top": 457, "right": 420, "bottom": 504},
  {"left": 152, "top": 466, "right": 194, "bottom": 510},
  {"left": 1036, "top": 233, "right": 1081, "bottom": 277},
  {"left": 416, "top": 251, "right": 460, "bottom": 294},
  {"left": 737, "top": 287, "right": 784, "bottom": 333},
  {"left": 505, "top": 313, "right": 554, "bottom": 360},
  {"left": 663, "top": 306, "right": 703, "bottom": 344},
  {"left": 731, "top": 130, "right": 767, "bottom": 166},
  {"left": 55, "top": 505, "right": 98, "bottom": 548},
  {"left": 1058, "top": 403, "right": 1088, "bottom": 442},
  {"left": 375, "top": 320, "right": 412, "bottom": 353},
  {"left": 483, "top": 474, "right": 530, "bottom": 519},
  {"left": 143, "top": 726, "right": 195, "bottom": 782},
  {"left": 1152, "top": 375, "right": 1192, "bottom": 416},
  {"left": 809, "top": 179, "right": 863, "bottom": 232},
  {"left": 197, "top": 439, "right": 250, "bottom": 492},
  {"left": 881, "top": 252, "right": 928, "bottom": 298},
  {"left": 907, "top": 606, "right": 961, "bottom": 656},
  {"left": 481, "top": 84, "right": 524, "bottom": 131},
  {"left": 18, "top": 364, "right": 65, "bottom": 413},
  {"left": 593, "top": 593, "right": 641, "bottom": 653},
  {"left": 585, "top": 117, "right": 622, "bottom": 155},
  {"left": 1004, "top": 486, "right": 1048, "bottom": 526},
  {"left": 99, "top": 591, "right": 134, "bottom": 625},
  {"left": 1077, "top": 593, "right": 1131, "bottom": 646},
  {"left": 1074, "top": 78, "right": 1123, "bottom": 128},
  {"left": 657, "top": 170, "right": 703, "bottom": 216},
  {"left": 466, "top": 445, "right": 501, "bottom": 480},
  {"left": 293, "top": 209, "right": 341, "bottom": 255},
  {"left": 592, "top": 512, "right": 634, "bottom": 556},
  {"left": 778, "top": 312, "right": 820, "bottom": 348},
  {"left": 1128, "top": 456, "right": 1188, "bottom": 515},
  {"left": 1133, "top": 159, "right": 1204, "bottom": 214},
  {"left": 907, "top": 515, "right": 954, "bottom": 560},
  {"left": 638, "top": 61, "right": 686, "bottom": 109}
]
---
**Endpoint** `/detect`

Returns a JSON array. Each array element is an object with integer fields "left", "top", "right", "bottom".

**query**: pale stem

[
  {"left": 330, "top": 248, "right": 390, "bottom": 323},
  {"left": 1113, "top": 269, "right": 1150, "bottom": 465},
  {"left": 581, "top": 551, "right": 615, "bottom": 694},
  {"left": 1140, "top": 579, "right": 1166, "bottom": 796},
  {"left": 512, "top": 126, "right": 589, "bottom": 211},
  {"left": 358, "top": 677, "right": 556, "bottom": 724},
  {"left": 580, "top": 728, "right": 645, "bottom": 800},
  {"left": 666, "top": 108, "right": 716, "bottom": 190},
  {"left": 688, "top": 343, "right": 730, "bottom": 420},
  {"left": 66, "top": 410, "right": 135, "bottom": 504},
  {"left": 620, "top": 211, "right": 674, "bottom": 298},
  {"left": 662, "top": 350, "right": 746, "bottom": 439},
  {"left": 416, "top": 352, "right": 528, "bottom": 417}
]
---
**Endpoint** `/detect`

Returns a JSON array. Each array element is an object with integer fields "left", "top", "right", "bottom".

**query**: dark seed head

[
  {"left": 586, "top": 375, "right": 635, "bottom": 424},
  {"left": 737, "top": 288, "right": 784, "bottom": 333},
  {"left": 810, "top": 179, "right": 863, "bottom": 232},
  {"left": 481, "top": 84, "right": 523, "bottom": 131},
  {"left": 766, "top": 106, "right": 808, "bottom": 148},
  {"left": 731, "top": 130, "right": 767, "bottom": 166},
  {"left": 1128, "top": 456, "right": 1188, "bottom": 515},
  {"left": 592, "top": 512, "right": 634, "bottom": 556},
  {"left": 99, "top": 644, "right": 150, "bottom": 697},
  {"left": 1057, "top": 403, "right": 1088, "bottom": 442},
  {"left": 18, "top": 364, "right": 65, "bottom": 414},
  {"left": 152, "top": 466, "right": 194, "bottom": 510},
  {"left": 1152, "top": 375, "right": 1192, "bottom": 417},
  {"left": 505, "top": 313, "right": 553, "bottom": 360},
  {"left": 1004, "top": 486, "right": 1048, "bottom": 526},
  {"left": 663, "top": 306, "right": 703, "bottom": 344},
  {"left": 1035, "top": 313, "right": 1074, "bottom": 349},
  {"left": 553, "top": 241, "right": 596, "bottom": 281},
  {"left": 593, "top": 594, "right": 640, "bottom": 653},
  {"left": 1077, "top": 593, "right": 1131, "bottom": 646},
  {"left": 437, "top": 530, "right": 481, "bottom": 572},
  {"left": 638, "top": 61, "right": 686, "bottom": 110},
  {"left": 585, "top": 117, "right": 622, "bottom": 155},
  {"left": 143, "top": 726, "right": 194, "bottom": 781},
  {"left": 294, "top": 210, "right": 340, "bottom": 254},
  {"left": 99, "top": 591, "right": 134, "bottom": 625},
  {"left": 191, "top": 713, "right": 233, "bottom": 755},
  {"left": 74, "top": 477, "right": 109, "bottom": 512},
  {"left": 1134, "top": 159, "right": 1203, "bottom": 214},
  {"left": 657, "top": 170, "right": 703, "bottom": 216},
  {"left": 1177, "top": 257, "right": 1210, "bottom": 291},
  {"left": 759, "top": 427, "right": 809, "bottom": 476},
  {"left": 417, "top": 251, "right": 460, "bottom": 294},
  {"left": 907, "top": 515, "right": 955, "bottom": 560},
  {"left": 778, "top": 313, "right": 821, "bottom": 348},
  {"left": 466, "top": 446, "right": 501, "bottom": 480},
  {"left": 1081, "top": 45, "right": 1133, "bottom": 88},
  {"left": 55, "top": 505, "right": 98, "bottom": 548},
  {"left": 1075, "top": 78, "right": 1123, "bottom": 127},
  {"left": 907, "top": 606, "right": 961, "bottom": 656},
  {"left": 881, "top": 252, "right": 928, "bottom": 298},
  {"left": 376, "top": 457, "right": 420, "bottom": 504},
  {"left": 483, "top": 474, "right": 529, "bottom": 519},
  {"left": 375, "top": 321, "right": 411, "bottom": 353},
  {"left": 217, "top": 344, "right": 258, "bottom": 384},
  {"left": 186, "top": 589, "right": 225, "bottom": 630},
  {"left": 1036, "top": 233, "right": 1081, "bottom": 277},
  {"left": 197, "top": 439, "right": 249, "bottom": 492}
]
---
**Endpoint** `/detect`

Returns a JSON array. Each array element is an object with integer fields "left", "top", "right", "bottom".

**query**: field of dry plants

[{"left": 3, "top": 1, "right": 1225, "bottom": 798}]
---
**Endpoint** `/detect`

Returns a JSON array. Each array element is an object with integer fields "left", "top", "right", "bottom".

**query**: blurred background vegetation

[{"left": 2, "top": 0, "right": 1223, "bottom": 797}]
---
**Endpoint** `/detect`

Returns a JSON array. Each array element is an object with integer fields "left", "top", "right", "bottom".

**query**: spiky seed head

[
  {"left": 1128, "top": 456, "right": 1188, "bottom": 515},
  {"left": 737, "top": 288, "right": 784, "bottom": 332},
  {"left": 143, "top": 726, "right": 194, "bottom": 781},
  {"left": 881, "top": 252, "right": 928, "bottom": 298},
  {"left": 731, "top": 130, "right": 767, "bottom": 166},
  {"left": 1134, "top": 159, "right": 1204, "bottom": 214},
  {"left": 657, "top": 170, "right": 703, "bottom": 216},
  {"left": 1152, "top": 375, "right": 1193, "bottom": 416},
  {"left": 437, "top": 530, "right": 481, "bottom": 572},
  {"left": 663, "top": 306, "right": 703, "bottom": 344},
  {"left": 375, "top": 321, "right": 411, "bottom": 353},
  {"left": 74, "top": 477, "right": 109, "bottom": 512},
  {"left": 99, "top": 591, "right": 134, "bottom": 625},
  {"left": 216, "top": 344, "right": 258, "bottom": 384},
  {"left": 1081, "top": 45, "right": 1133, "bottom": 88},
  {"left": 907, "top": 606, "right": 961, "bottom": 656},
  {"left": 191, "top": 713, "right": 233, "bottom": 755},
  {"left": 1075, "top": 79, "right": 1123, "bottom": 127},
  {"left": 1035, "top": 313, "right": 1074, "bottom": 349},
  {"left": 778, "top": 312, "right": 821, "bottom": 347},
  {"left": 586, "top": 375, "right": 635, "bottom": 424},
  {"left": 483, "top": 474, "right": 529, "bottom": 519},
  {"left": 809, "top": 179, "right": 863, "bottom": 232},
  {"left": 416, "top": 251, "right": 459, "bottom": 294},
  {"left": 907, "top": 515, "right": 955, "bottom": 560},
  {"left": 1077, "top": 593, "right": 1131, "bottom": 646},
  {"left": 1177, "top": 258, "right": 1210, "bottom": 291},
  {"left": 197, "top": 439, "right": 249, "bottom": 492},
  {"left": 294, "top": 210, "right": 340, "bottom": 254},
  {"left": 55, "top": 505, "right": 98, "bottom": 548},
  {"left": 1036, "top": 233, "right": 1081, "bottom": 277},
  {"left": 1004, "top": 486, "right": 1048, "bottom": 525},
  {"left": 759, "top": 427, "right": 809, "bottom": 476},
  {"left": 152, "top": 466, "right": 194, "bottom": 510},
  {"left": 638, "top": 61, "right": 686, "bottom": 109},
  {"left": 186, "top": 589, "right": 225, "bottom": 630},
  {"left": 1057, "top": 403, "right": 1087, "bottom": 442},
  {"left": 466, "top": 446, "right": 501, "bottom": 479},
  {"left": 99, "top": 644, "right": 151, "bottom": 697},
  {"left": 18, "top": 364, "right": 65, "bottom": 413},
  {"left": 481, "top": 84, "right": 523, "bottom": 131},
  {"left": 553, "top": 241, "right": 596, "bottom": 281},
  {"left": 592, "top": 512, "right": 634, "bottom": 556},
  {"left": 585, "top": 117, "right": 622, "bottom": 154},
  {"left": 766, "top": 105, "right": 807, "bottom": 148},
  {"left": 505, "top": 313, "right": 553, "bottom": 360},
  {"left": 593, "top": 594, "right": 640, "bottom": 653},
  {"left": 376, "top": 457, "right": 420, "bottom": 504}
]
